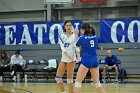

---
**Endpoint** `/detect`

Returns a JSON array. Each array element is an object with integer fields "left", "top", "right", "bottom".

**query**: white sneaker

[
  {"left": 115, "top": 79, "right": 119, "bottom": 83},
  {"left": 12, "top": 76, "right": 16, "bottom": 82},
  {"left": 11, "top": 71, "right": 15, "bottom": 76},
  {"left": 115, "top": 77, "right": 119, "bottom": 83},
  {"left": 102, "top": 79, "right": 106, "bottom": 83},
  {"left": 44, "top": 66, "right": 48, "bottom": 69},
  {"left": 90, "top": 80, "right": 94, "bottom": 85}
]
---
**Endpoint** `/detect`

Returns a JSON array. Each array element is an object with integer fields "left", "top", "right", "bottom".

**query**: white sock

[
  {"left": 90, "top": 80, "right": 94, "bottom": 85},
  {"left": 12, "top": 76, "right": 16, "bottom": 81},
  {"left": 11, "top": 71, "right": 15, "bottom": 76},
  {"left": 116, "top": 77, "right": 118, "bottom": 81}
]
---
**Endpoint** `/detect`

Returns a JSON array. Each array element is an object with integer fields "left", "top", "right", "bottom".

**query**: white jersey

[
  {"left": 10, "top": 55, "right": 24, "bottom": 66},
  {"left": 59, "top": 32, "right": 80, "bottom": 63}
]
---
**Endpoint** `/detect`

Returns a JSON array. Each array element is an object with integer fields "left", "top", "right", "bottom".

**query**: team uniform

[
  {"left": 76, "top": 35, "right": 99, "bottom": 68},
  {"left": 59, "top": 32, "right": 80, "bottom": 63},
  {"left": 105, "top": 55, "right": 118, "bottom": 66}
]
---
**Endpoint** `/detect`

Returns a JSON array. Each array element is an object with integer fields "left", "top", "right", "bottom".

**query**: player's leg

[
  {"left": 90, "top": 67, "right": 105, "bottom": 93},
  {"left": 103, "top": 66, "right": 107, "bottom": 82},
  {"left": 90, "top": 77, "right": 94, "bottom": 85},
  {"left": 114, "top": 66, "right": 119, "bottom": 82},
  {"left": 66, "top": 61, "right": 75, "bottom": 93},
  {"left": 55, "top": 61, "right": 67, "bottom": 93},
  {"left": 90, "top": 69, "right": 102, "bottom": 85},
  {"left": 0, "top": 67, "right": 4, "bottom": 81},
  {"left": 74, "top": 64, "right": 89, "bottom": 93}
]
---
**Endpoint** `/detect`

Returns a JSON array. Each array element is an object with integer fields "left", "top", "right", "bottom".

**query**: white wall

[{"left": 0, "top": 0, "right": 44, "bottom": 11}]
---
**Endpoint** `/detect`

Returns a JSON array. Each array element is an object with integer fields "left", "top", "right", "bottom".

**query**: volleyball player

[
  {"left": 74, "top": 25, "right": 105, "bottom": 93},
  {"left": 55, "top": 20, "right": 80, "bottom": 93}
]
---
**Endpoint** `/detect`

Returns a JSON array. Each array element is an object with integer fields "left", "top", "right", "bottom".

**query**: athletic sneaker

[
  {"left": 115, "top": 77, "right": 119, "bottom": 83},
  {"left": 12, "top": 76, "right": 16, "bottom": 82},
  {"left": 115, "top": 79, "right": 119, "bottom": 83},
  {"left": 11, "top": 71, "right": 15, "bottom": 76},
  {"left": 102, "top": 79, "right": 106, "bottom": 83}
]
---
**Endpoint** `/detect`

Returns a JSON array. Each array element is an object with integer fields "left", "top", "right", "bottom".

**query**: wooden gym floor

[{"left": 0, "top": 79, "right": 140, "bottom": 93}]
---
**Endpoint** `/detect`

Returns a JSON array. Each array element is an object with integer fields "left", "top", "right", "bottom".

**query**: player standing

[
  {"left": 74, "top": 24, "right": 105, "bottom": 93},
  {"left": 55, "top": 20, "right": 80, "bottom": 93}
]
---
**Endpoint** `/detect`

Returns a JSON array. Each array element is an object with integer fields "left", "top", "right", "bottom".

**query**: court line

[{"left": 14, "top": 88, "right": 32, "bottom": 93}]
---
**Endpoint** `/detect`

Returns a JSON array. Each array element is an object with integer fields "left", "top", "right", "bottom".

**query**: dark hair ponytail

[
  {"left": 81, "top": 23, "right": 96, "bottom": 36},
  {"left": 81, "top": 23, "right": 90, "bottom": 36},
  {"left": 89, "top": 27, "right": 96, "bottom": 36}
]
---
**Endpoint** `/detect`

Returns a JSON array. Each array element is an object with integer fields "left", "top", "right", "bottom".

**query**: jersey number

[
  {"left": 90, "top": 40, "right": 94, "bottom": 47},
  {"left": 64, "top": 43, "right": 70, "bottom": 48}
]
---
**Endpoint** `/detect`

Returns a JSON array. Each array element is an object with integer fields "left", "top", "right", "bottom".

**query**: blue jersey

[
  {"left": 105, "top": 55, "right": 118, "bottom": 66},
  {"left": 76, "top": 35, "right": 98, "bottom": 58},
  {"left": 76, "top": 35, "right": 99, "bottom": 68}
]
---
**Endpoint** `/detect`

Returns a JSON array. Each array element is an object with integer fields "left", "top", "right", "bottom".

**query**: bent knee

[
  {"left": 114, "top": 66, "right": 118, "bottom": 70},
  {"left": 55, "top": 76, "right": 63, "bottom": 83}
]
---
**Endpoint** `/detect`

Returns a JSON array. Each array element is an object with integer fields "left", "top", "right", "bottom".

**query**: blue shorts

[{"left": 81, "top": 56, "right": 99, "bottom": 69}]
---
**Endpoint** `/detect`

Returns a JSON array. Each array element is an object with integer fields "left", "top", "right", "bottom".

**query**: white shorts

[{"left": 61, "top": 52, "right": 76, "bottom": 63}]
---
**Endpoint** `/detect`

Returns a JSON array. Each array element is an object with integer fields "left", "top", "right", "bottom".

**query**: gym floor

[{"left": 0, "top": 79, "right": 140, "bottom": 93}]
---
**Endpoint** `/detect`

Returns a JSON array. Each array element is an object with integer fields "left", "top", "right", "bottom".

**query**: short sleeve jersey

[
  {"left": 76, "top": 35, "right": 98, "bottom": 58},
  {"left": 105, "top": 55, "right": 118, "bottom": 66}
]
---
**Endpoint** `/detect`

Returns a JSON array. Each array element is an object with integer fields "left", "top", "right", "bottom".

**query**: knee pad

[
  {"left": 67, "top": 79, "right": 73, "bottom": 84},
  {"left": 95, "top": 82, "right": 102, "bottom": 89},
  {"left": 55, "top": 76, "right": 63, "bottom": 83},
  {"left": 75, "top": 82, "right": 82, "bottom": 88}
]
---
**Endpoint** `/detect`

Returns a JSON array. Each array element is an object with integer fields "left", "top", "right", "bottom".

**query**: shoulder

[
  {"left": 59, "top": 32, "right": 65, "bottom": 39},
  {"left": 105, "top": 56, "right": 108, "bottom": 59},
  {"left": 19, "top": 55, "right": 23, "bottom": 58},
  {"left": 79, "top": 36, "right": 85, "bottom": 39},
  {"left": 93, "top": 35, "right": 98, "bottom": 40},
  {"left": 78, "top": 36, "right": 85, "bottom": 41},
  {"left": 95, "top": 35, "right": 98, "bottom": 39},
  {"left": 112, "top": 55, "right": 116, "bottom": 57},
  {"left": 112, "top": 55, "right": 118, "bottom": 59},
  {"left": 11, "top": 55, "right": 15, "bottom": 58}
]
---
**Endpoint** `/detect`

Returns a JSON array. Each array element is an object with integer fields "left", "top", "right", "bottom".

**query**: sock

[
  {"left": 11, "top": 71, "right": 15, "bottom": 76},
  {"left": 12, "top": 76, "right": 16, "bottom": 81},
  {"left": 116, "top": 77, "right": 118, "bottom": 81}
]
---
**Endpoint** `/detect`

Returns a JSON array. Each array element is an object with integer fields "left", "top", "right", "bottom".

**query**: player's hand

[
  {"left": 108, "top": 66, "right": 112, "bottom": 70},
  {"left": 74, "top": 28, "right": 79, "bottom": 36},
  {"left": 77, "top": 56, "right": 81, "bottom": 62},
  {"left": 67, "top": 52, "right": 73, "bottom": 61},
  {"left": 4, "top": 65, "right": 7, "bottom": 67}
]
